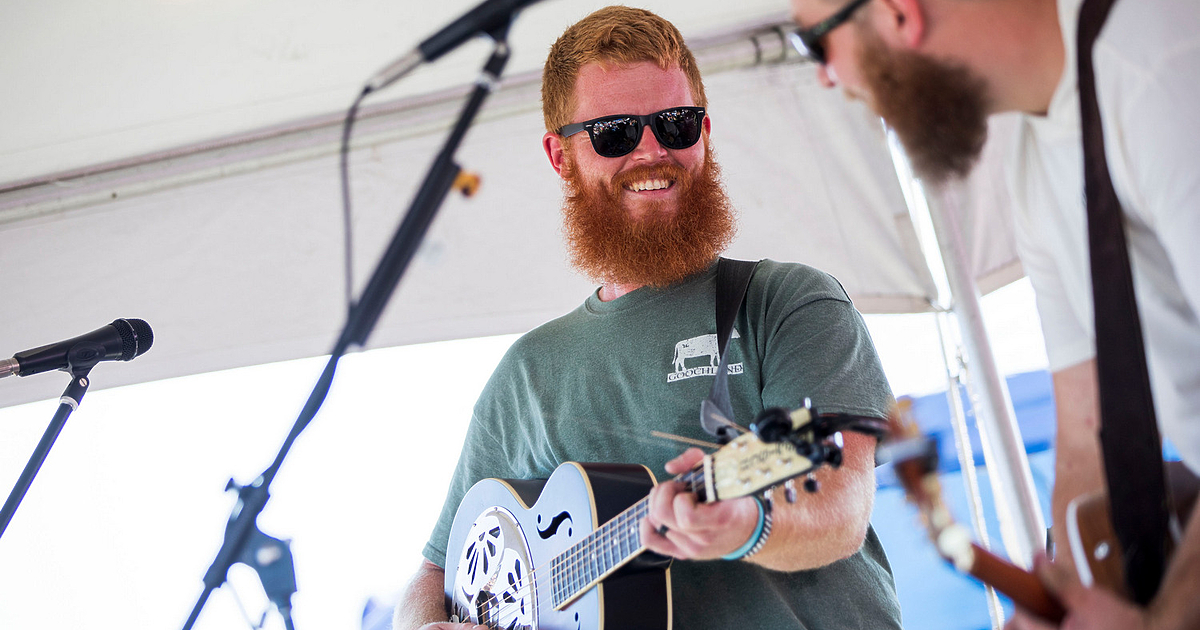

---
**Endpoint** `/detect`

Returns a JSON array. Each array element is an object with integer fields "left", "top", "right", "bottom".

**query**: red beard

[{"left": 561, "top": 144, "right": 737, "bottom": 288}]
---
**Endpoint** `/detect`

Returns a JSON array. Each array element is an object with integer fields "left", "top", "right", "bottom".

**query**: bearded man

[
  {"left": 785, "top": 0, "right": 1200, "bottom": 628},
  {"left": 394, "top": 6, "right": 902, "bottom": 629}
]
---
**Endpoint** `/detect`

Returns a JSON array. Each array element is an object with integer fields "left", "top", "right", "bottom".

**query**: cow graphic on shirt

[{"left": 667, "top": 329, "right": 743, "bottom": 383}]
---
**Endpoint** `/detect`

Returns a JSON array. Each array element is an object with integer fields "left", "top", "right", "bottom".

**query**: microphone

[
  {"left": 365, "top": 0, "right": 545, "bottom": 93},
  {"left": 0, "top": 319, "right": 154, "bottom": 379}
]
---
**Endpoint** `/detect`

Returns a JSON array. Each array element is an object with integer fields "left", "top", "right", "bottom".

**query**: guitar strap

[
  {"left": 700, "top": 257, "right": 760, "bottom": 443},
  {"left": 1077, "top": 0, "right": 1171, "bottom": 604}
]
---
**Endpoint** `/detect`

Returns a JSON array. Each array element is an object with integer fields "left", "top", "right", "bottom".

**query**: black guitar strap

[
  {"left": 700, "top": 257, "right": 760, "bottom": 443},
  {"left": 1077, "top": 0, "right": 1171, "bottom": 604}
]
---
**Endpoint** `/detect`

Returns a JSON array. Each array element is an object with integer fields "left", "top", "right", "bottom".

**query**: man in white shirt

[{"left": 784, "top": 0, "right": 1200, "bottom": 628}]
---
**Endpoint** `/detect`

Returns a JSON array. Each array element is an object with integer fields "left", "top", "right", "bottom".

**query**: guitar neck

[
  {"left": 935, "top": 523, "right": 1065, "bottom": 623},
  {"left": 886, "top": 404, "right": 1067, "bottom": 624},
  {"left": 966, "top": 543, "right": 1064, "bottom": 622},
  {"left": 549, "top": 468, "right": 706, "bottom": 610}
]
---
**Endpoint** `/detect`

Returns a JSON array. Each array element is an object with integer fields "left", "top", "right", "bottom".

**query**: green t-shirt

[{"left": 424, "top": 259, "right": 902, "bottom": 629}]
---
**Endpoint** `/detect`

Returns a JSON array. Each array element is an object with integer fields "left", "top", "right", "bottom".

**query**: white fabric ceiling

[{"left": 0, "top": 0, "right": 1021, "bottom": 409}]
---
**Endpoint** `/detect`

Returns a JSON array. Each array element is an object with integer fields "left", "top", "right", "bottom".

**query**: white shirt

[{"left": 1007, "top": 0, "right": 1200, "bottom": 471}]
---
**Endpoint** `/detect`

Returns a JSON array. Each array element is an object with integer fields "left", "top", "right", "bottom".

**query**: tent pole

[
  {"left": 882, "top": 129, "right": 1046, "bottom": 568},
  {"left": 922, "top": 182, "right": 1047, "bottom": 567},
  {"left": 935, "top": 310, "right": 1007, "bottom": 629}
]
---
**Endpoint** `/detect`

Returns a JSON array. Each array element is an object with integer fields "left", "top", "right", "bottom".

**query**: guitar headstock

[
  {"left": 706, "top": 405, "right": 839, "bottom": 502},
  {"left": 882, "top": 399, "right": 957, "bottom": 546},
  {"left": 709, "top": 430, "right": 818, "bottom": 501}
]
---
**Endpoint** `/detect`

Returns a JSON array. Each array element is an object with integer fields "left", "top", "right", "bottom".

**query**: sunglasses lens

[
  {"left": 652, "top": 108, "right": 703, "bottom": 150},
  {"left": 591, "top": 117, "right": 641, "bottom": 157},
  {"left": 788, "top": 30, "right": 825, "bottom": 65}
]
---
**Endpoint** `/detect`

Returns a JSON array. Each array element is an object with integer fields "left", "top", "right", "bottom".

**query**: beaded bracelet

[{"left": 722, "top": 495, "right": 774, "bottom": 560}]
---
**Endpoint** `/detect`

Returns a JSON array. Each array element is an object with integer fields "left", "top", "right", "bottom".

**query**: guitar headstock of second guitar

[{"left": 881, "top": 399, "right": 960, "bottom": 546}]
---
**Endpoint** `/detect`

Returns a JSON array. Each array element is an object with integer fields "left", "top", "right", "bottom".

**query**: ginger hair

[{"left": 541, "top": 6, "right": 707, "bottom": 134}]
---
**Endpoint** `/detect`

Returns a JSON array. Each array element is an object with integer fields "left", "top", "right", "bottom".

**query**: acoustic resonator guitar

[{"left": 443, "top": 404, "right": 882, "bottom": 630}]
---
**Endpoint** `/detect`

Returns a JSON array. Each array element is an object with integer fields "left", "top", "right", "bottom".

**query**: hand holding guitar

[
  {"left": 1005, "top": 553, "right": 1150, "bottom": 630},
  {"left": 440, "top": 403, "right": 885, "bottom": 629},
  {"left": 641, "top": 447, "right": 762, "bottom": 560}
]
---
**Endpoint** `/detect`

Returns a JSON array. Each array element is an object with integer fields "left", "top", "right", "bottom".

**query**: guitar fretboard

[{"left": 548, "top": 469, "right": 704, "bottom": 609}]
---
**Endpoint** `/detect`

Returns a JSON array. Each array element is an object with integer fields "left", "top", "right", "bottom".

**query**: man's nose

[{"left": 629, "top": 126, "right": 669, "bottom": 160}]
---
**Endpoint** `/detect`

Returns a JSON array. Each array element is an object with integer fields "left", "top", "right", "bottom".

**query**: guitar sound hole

[
  {"left": 474, "top": 590, "right": 496, "bottom": 627},
  {"left": 451, "top": 507, "right": 537, "bottom": 630}
]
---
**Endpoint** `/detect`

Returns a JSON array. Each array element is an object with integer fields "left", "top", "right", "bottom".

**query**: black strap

[
  {"left": 700, "top": 258, "right": 759, "bottom": 443},
  {"left": 1078, "top": 0, "right": 1171, "bottom": 604}
]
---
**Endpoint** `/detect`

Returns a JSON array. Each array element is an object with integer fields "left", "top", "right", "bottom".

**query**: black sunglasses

[
  {"left": 789, "top": 0, "right": 873, "bottom": 65},
  {"left": 558, "top": 106, "right": 707, "bottom": 158}
]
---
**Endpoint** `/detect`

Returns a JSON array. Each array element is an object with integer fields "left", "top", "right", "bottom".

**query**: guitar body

[
  {"left": 444, "top": 462, "right": 672, "bottom": 630},
  {"left": 1066, "top": 460, "right": 1200, "bottom": 594}
]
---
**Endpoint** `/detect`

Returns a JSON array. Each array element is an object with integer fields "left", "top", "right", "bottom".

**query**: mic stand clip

[{"left": 0, "top": 347, "right": 100, "bottom": 539}]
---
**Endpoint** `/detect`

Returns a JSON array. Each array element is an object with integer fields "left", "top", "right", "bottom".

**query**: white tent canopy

[
  {"left": 1, "top": 3, "right": 1051, "bottom": 629},
  {"left": 0, "top": 0, "right": 1022, "bottom": 410}
]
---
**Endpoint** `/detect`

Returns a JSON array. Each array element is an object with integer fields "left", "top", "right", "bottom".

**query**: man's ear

[
  {"left": 543, "top": 131, "right": 568, "bottom": 178},
  {"left": 874, "top": 0, "right": 926, "bottom": 49}
]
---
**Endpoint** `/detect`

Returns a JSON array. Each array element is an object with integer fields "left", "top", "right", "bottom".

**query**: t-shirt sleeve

[
  {"left": 757, "top": 271, "right": 894, "bottom": 421},
  {"left": 421, "top": 412, "right": 513, "bottom": 568}
]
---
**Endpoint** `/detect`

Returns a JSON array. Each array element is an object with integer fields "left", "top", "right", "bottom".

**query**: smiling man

[
  {"left": 394, "top": 6, "right": 902, "bottom": 630},
  {"left": 784, "top": 0, "right": 1200, "bottom": 628}
]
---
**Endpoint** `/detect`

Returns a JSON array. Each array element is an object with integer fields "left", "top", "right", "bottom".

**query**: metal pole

[
  {"left": 881, "top": 129, "right": 1046, "bottom": 568},
  {"left": 922, "top": 181, "right": 1046, "bottom": 567},
  {"left": 935, "top": 311, "right": 1006, "bottom": 629}
]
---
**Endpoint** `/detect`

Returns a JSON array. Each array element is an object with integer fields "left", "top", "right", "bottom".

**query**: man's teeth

[{"left": 627, "top": 179, "right": 671, "bottom": 192}]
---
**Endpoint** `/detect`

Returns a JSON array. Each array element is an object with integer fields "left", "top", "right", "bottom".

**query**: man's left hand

[
  {"left": 1005, "top": 554, "right": 1151, "bottom": 630},
  {"left": 639, "top": 447, "right": 761, "bottom": 560}
]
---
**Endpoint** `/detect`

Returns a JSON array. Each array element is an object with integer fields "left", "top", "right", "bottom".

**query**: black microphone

[
  {"left": 0, "top": 319, "right": 154, "bottom": 379},
  {"left": 365, "top": 0, "right": 546, "bottom": 93}
]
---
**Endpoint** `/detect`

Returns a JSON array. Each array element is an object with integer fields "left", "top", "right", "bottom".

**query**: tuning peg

[
  {"left": 784, "top": 479, "right": 798, "bottom": 503},
  {"left": 751, "top": 407, "right": 793, "bottom": 443},
  {"left": 824, "top": 432, "right": 844, "bottom": 468},
  {"left": 803, "top": 473, "right": 819, "bottom": 493}
]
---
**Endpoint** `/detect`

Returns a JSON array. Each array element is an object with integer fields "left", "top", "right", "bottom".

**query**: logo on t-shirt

[{"left": 667, "top": 329, "right": 744, "bottom": 383}]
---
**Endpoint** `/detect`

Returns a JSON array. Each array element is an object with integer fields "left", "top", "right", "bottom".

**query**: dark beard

[
  {"left": 859, "top": 26, "right": 990, "bottom": 185},
  {"left": 561, "top": 144, "right": 736, "bottom": 288}
]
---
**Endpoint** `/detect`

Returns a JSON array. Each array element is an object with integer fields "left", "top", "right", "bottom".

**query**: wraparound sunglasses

[
  {"left": 788, "top": 0, "right": 873, "bottom": 66},
  {"left": 558, "top": 106, "right": 706, "bottom": 158}
]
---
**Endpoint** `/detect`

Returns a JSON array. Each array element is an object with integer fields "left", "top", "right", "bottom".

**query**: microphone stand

[
  {"left": 181, "top": 21, "right": 514, "bottom": 630},
  {"left": 0, "top": 349, "right": 99, "bottom": 540}
]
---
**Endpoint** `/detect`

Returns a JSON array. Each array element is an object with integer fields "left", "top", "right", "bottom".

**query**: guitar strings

[
  {"left": 475, "top": 475, "right": 703, "bottom": 628},
  {"left": 465, "top": 467, "right": 708, "bottom": 628},
  {"left": 466, "top": 415, "right": 869, "bottom": 626},
  {"left": 472, "top": 499, "right": 649, "bottom": 627},
  {"left": 455, "top": 424, "right": 714, "bottom": 626},
  {"left": 476, "top": 497, "right": 692, "bottom": 630}
]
